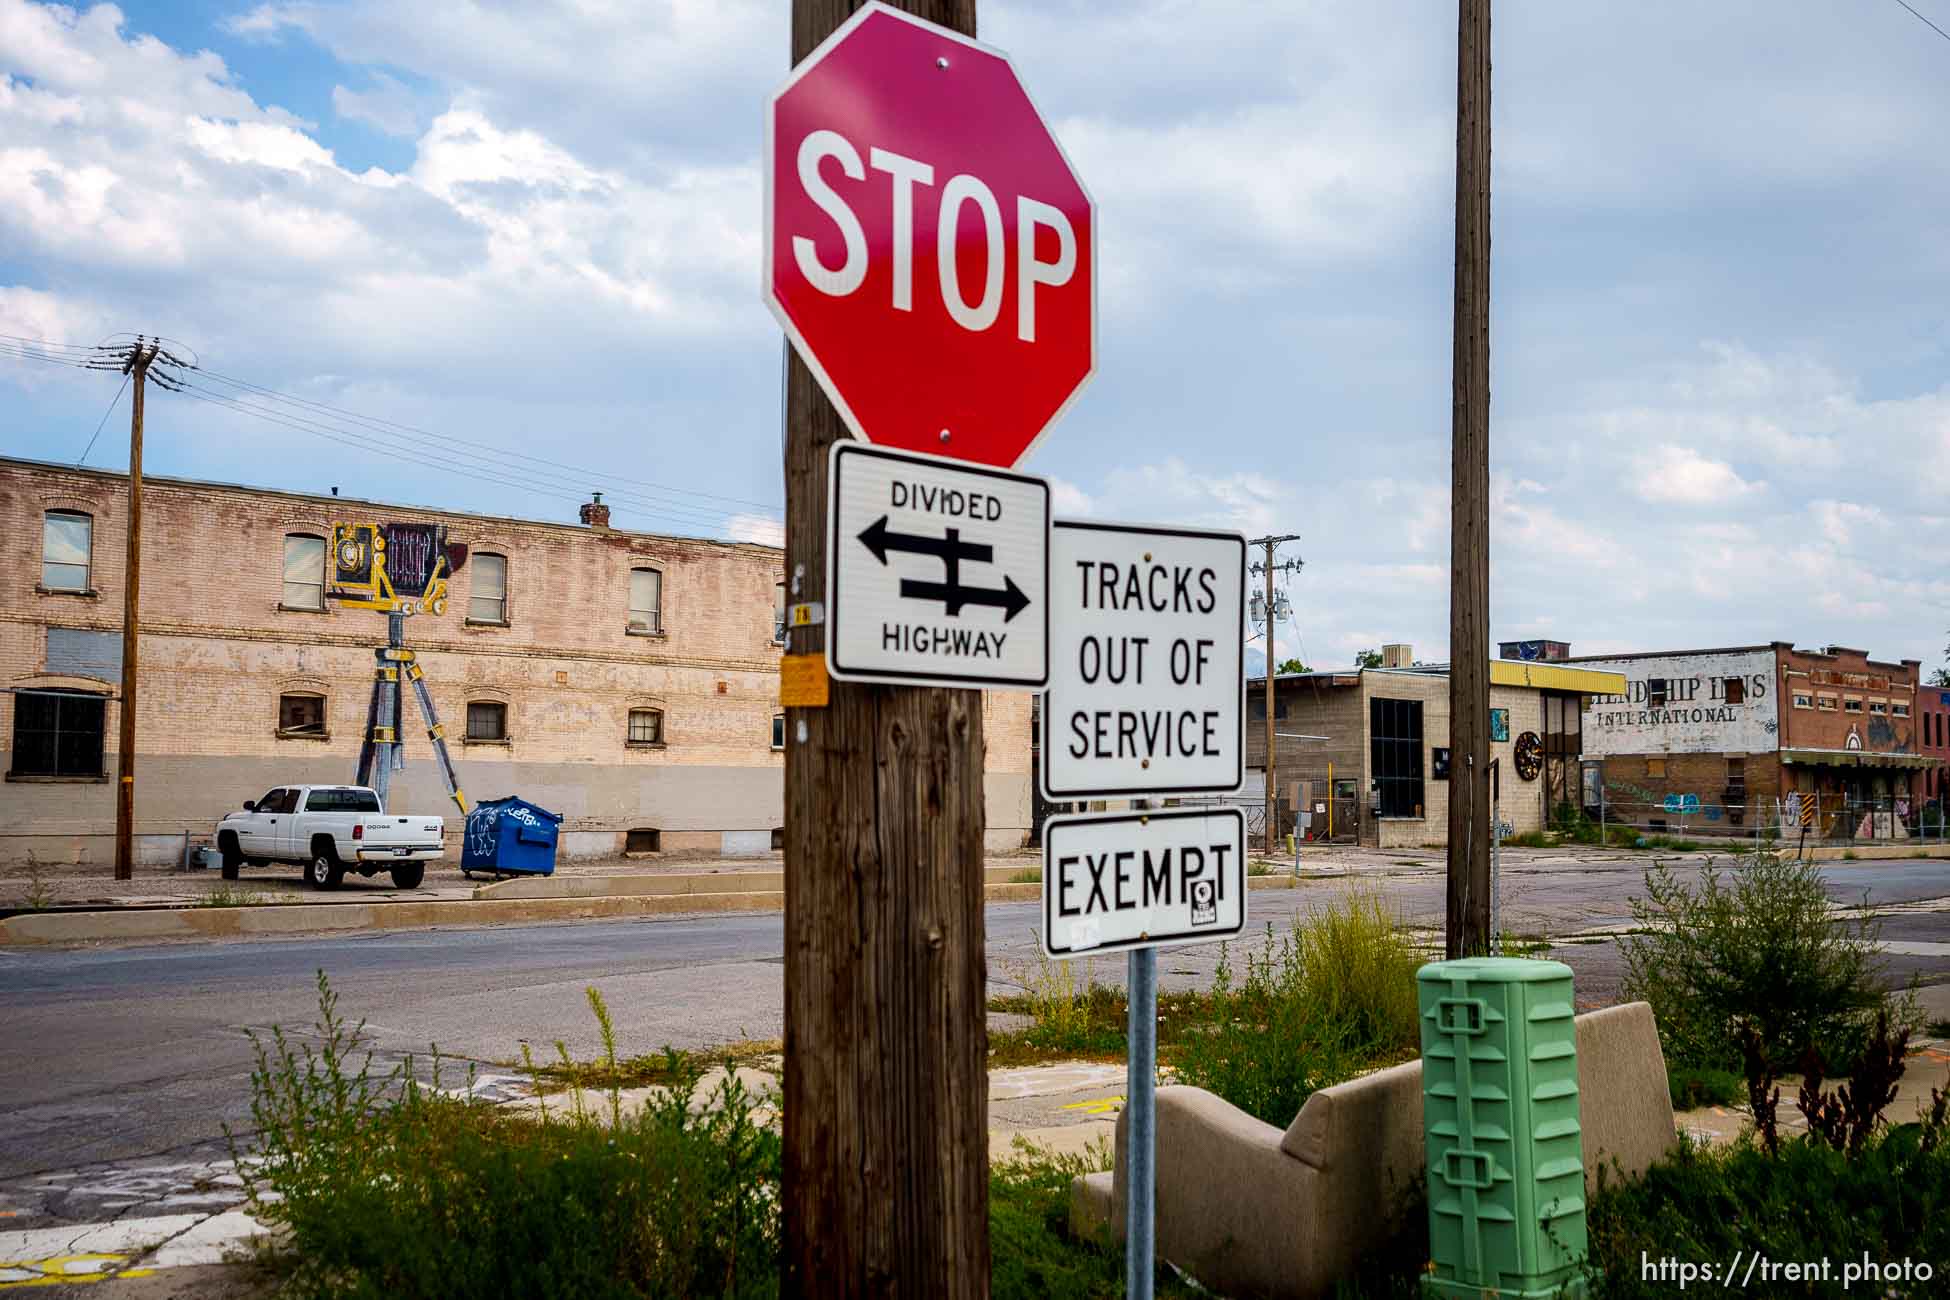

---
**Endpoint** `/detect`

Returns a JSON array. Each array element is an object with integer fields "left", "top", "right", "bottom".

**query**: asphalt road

[{"left": 4, "top": 852, "right": 1948, "bottom": 1198}]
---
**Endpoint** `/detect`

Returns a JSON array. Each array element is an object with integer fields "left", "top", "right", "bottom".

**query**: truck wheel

[
  {"left": 307, "top": 842, "right": 345, "bottom": 891},
  {"left": 390, "top": 862, "right": 425, "bottom": 890},
  {"left": 218, "top": 833, "right": 242, "bottom": 881}
]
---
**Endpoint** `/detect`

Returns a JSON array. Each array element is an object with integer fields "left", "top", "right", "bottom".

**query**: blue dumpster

[{"left": 461, "top": 796, "right": 563, "bottom": 879}]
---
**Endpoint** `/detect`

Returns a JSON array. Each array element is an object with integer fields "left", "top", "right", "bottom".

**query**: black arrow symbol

[
  {"left": 858, "top": 515, "right": 993, "bottom": 567},
  {"left": 857, "top": 515, "right": 1030, "bottom": 622},
  {"left": 900, "top": 573, "right": 1032, "bottom": 622}
]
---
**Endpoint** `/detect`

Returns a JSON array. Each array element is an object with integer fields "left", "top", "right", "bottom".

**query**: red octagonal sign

[{"left": 765, "top": 2, "right": 1095, "bottom": 469}]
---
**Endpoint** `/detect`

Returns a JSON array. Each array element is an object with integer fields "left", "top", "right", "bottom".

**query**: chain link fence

[{"left": 1555, "top": 789, "right": 1945, "bottom": 848}]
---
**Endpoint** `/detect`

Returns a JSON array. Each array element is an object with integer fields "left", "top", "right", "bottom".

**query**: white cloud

[
  {"left": 725, "top": 514, "right": 783, "bottom": 547},
  {"left": 1631, "top": 444, "right": 1765, "bottom": 505},
  {"left": 332, "top": 72, "right": 421, "bottom": 137},
  {"left": 1048, "top": 476, "right": 1093, "bottom": 517}
]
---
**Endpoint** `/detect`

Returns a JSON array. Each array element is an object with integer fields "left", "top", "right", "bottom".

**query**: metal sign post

[
  {"left": 1036, "top": 523, "right": 1248, "bottom": 1296},
  {"left": 1125, "top": 942, "right": 1157, "bottom": 1300}
]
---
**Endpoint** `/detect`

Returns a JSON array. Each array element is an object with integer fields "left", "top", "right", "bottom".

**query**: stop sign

[{"left": 764, "top": 3, "right": 1095, "bottom": 469}]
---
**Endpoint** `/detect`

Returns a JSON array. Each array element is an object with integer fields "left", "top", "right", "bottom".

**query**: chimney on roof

[
  {"left": 579, "top": 492, "right": 610, "bottom": 529},
  {"left": 1382, "top": 643, "right": 1413, "bottom": 669}
]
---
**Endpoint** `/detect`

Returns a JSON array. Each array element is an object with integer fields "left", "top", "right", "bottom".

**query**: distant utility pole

[
  {"left": 1250, "top": 534, "right": 1301, "bottom": 852},
  {"left": 780, "top": 4, "right": 989, "bottom": 1298},
  {"left": 113, "top": 339, "right": 160, "bottom": 882},
  {"left": 1447, "top": 0, "right": 1493, "bottom": 957}
]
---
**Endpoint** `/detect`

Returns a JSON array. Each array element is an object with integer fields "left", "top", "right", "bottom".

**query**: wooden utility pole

[
  {"left": 113, "top": 340, "right": 159, "bottom": 881},
  {"left": 1249, "top": 534, "right": 1300, "bottom": 852},
  {"left": 1446, "top": 0, "right": 1493, "bottom": 957},
  {"left": 780, "top": 4, "right": 988, "bottom": 1296}
]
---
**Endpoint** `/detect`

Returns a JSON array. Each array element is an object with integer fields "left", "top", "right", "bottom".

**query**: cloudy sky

[{"left": 4, "top": 0, "right": 1949, "bottom": 675}]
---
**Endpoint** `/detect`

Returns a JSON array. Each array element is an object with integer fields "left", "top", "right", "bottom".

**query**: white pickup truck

[{"left": 215, "top": 785, "right": 444, "bottom": 890}]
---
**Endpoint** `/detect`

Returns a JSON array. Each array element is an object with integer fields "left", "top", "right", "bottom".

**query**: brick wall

[{"left": 0, "top": 458, "right": 1032, "bottom": 865}]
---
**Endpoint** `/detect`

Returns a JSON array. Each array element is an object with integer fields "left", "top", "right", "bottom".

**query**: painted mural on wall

[{"left": 1579, "top": 649, "right": 1779, "bottom": 756}]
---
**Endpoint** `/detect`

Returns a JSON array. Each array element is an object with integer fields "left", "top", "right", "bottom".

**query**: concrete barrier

[{"left": 1072, "top": 1001, "right": 1677, "bottom": 1299}]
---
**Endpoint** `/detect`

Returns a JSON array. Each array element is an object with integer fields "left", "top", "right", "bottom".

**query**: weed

[
  {"left": 1842, "top": 849, "right": 1860, "bottom": 860},
  {"left": 1926, "top": 1018, "right": 1950, "bottom": 1040},
  {"left": 23, "top": 865, "right": 53, "bottom": 911},
  {"left": 1497, "top": 931, "right": 1552, "bottom": 959},
  {"left": 1247, "top": 857, "right": 1280, "bottom": 877},
  {"left": 1620, "top": 852, "right": 1908, "bottom": 1084},
  {"left": 988, "top": 1138, "right": 1199, "bottom": 1299},
  {"left": 1007, "top": 867, "right": 1042, "bottom": 884},
  {"left": 1666, "top": 1066, "right": 1744, "bottom": 1111},
  {"left": 1583, "top": 1127, "right": 1950, "bottom": 1298},
  {"left": 194, "top": 883, "right": 286, "bottom": 907},
  {"left": 1502, "top": 830, "right": 1554, "bottom": 849},
  {"left": 235, "top": 971, "right": 784, "bottom": 1299}
]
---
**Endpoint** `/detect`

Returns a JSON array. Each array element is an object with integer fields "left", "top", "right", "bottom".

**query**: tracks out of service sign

[
  {"left": 826, "top": 441, "right": 1050, "bottom": 688},
  {"left": 1041, "top": 808, "right": 1246, "bottom": 957},
  {"left": 1041, "top": 521, "right": 1245, "bottom": 798}
]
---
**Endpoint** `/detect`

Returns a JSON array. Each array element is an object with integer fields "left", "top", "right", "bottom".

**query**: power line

[
  {"left": 173, "top": 379, "right": 752, "bottom": 533},
  {"left": 77, "top": 374, "right": 130, "bottom": 466},
  {"left": 0, "top": 333, "right": 784, "bottom": 536},
  {"left": 187, "top": 364, "right": 782, "bottom": 517},
  {"left": 1894, "top": 0, "right": 1950, "bottom": 43}
]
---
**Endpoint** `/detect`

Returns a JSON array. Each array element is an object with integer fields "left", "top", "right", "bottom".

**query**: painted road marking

[
  {"left": 1061, "top": 1095, "right": 1124, "bottom": 1116},
  {"left": 0, "top": 1211, "right": 265, "bottom": 1288},
  {"left": 0, "top": 1253, "right": 153, "bottom": 1286}
]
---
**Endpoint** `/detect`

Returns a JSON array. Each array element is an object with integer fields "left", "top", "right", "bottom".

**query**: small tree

[
  {"left": 1621, "top": 853, "right": 1907, "bottom": 1082},
  {"left": 1353, "top": 648, "right": 1384, "bottom": 669},
  {"left": 1930, "top": 665, "right": 1950, "bottom": 688},
  {"left": 1276, "top": 657, "right": 1309, "bottom": 675}
]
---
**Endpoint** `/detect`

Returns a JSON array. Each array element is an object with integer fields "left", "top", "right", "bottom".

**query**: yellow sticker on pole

[{"left": 780, "top": 653, "right": 830, "bottom": 709}]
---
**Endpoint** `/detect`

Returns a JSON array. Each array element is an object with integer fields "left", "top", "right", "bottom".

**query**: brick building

[
  {"left": 1567, "top": 642, "right": 1937, "bottom": 839},
  {"left": 1244, "top": 646, "right": 1624, "bottom": 849},
  {"left": 1, "top": 456, "right": 1033, "bottom": 866},
  {"left": 1919, "top": 684, "right": 1950, "bottom": 807}
]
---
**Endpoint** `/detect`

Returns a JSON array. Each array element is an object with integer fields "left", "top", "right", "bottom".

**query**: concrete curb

[{"left": 0, "top": 874, "right": 1302, "bottom": 947}]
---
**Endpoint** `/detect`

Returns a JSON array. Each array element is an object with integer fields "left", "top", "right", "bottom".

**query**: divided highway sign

[{"left": 825, "top": 441, "right": 1049, "bottom": 688}]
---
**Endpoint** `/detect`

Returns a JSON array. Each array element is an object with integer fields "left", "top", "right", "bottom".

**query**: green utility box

[{"left": 1418, "top": 958, "right": 1588, "bottom": 1299}]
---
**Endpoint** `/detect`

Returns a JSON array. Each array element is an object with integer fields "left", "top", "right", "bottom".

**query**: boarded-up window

[
  {"left": 282, "top": 534, "right": 326, "bottom": 609},
  {"left": 9, "top": 690, "right": 106, "bottom": 777},
  {"left": 469, "top": 554, "right": 508, "bottom": 624},
  {"left": 45, "top": 627, "right": 122, "bottom": 684},
  {"left": 1723, "top": 677, "right": 1745, "bottom": 705},
  {"left": 630, "top": 569, "right": 663, "bottom": 634},
  {"left": 42, "top": 511, "right": 91, "bottom": 592}
]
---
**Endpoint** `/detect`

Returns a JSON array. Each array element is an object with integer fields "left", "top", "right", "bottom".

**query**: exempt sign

[{"left": 1041, "top": 807, "right": 1246, "bottom": 958}]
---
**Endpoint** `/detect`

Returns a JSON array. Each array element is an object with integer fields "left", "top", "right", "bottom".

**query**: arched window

[
  {"left": 42, "top": 511, "right": 92, "bottom": 592},
  {"left": 628, "top": 708, "right": 665, "bottom": 745},
  {"left": 466, "top": 700, "right": 508, "bottom": 741},
  {"left": 277, "top": 692, "right": 327, "bottom": 736},
  {"left": 282, "top": 533, "right": 326, "bottom": 610},
  {"left": 629, "top": 568, "right": 663, "bottom": 635}
]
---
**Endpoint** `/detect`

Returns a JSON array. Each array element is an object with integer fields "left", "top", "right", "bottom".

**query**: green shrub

[
  {"left": 1503, "top": 830, "right": 1554, "bottom": 848},
  {"left": 1171, "top": 893, "right": 1422, "bottom": 1126},
  {"left": 1666, "top": 1066, "right": 1745, "bottom": 1111},
  {"left": 235, "top": 972, "right": 783, "bottom": 1299},
  {"left": 1586, "top": 1125, "right": 1950, "bottom": 1298},
  {"left": 1620, "top": 853, "right": 1903, "bottom": 1077}
]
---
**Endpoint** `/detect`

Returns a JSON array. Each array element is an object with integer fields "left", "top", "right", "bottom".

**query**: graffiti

[
  {"left": 1868, "top": 717, "right": 1897, "bottom": 747},
  {"left": 466, "top": 807, "right": 500, "bottom": 858},
  {"left": 1662, "top": 793, "right": 1702, "bottom": 816}
]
